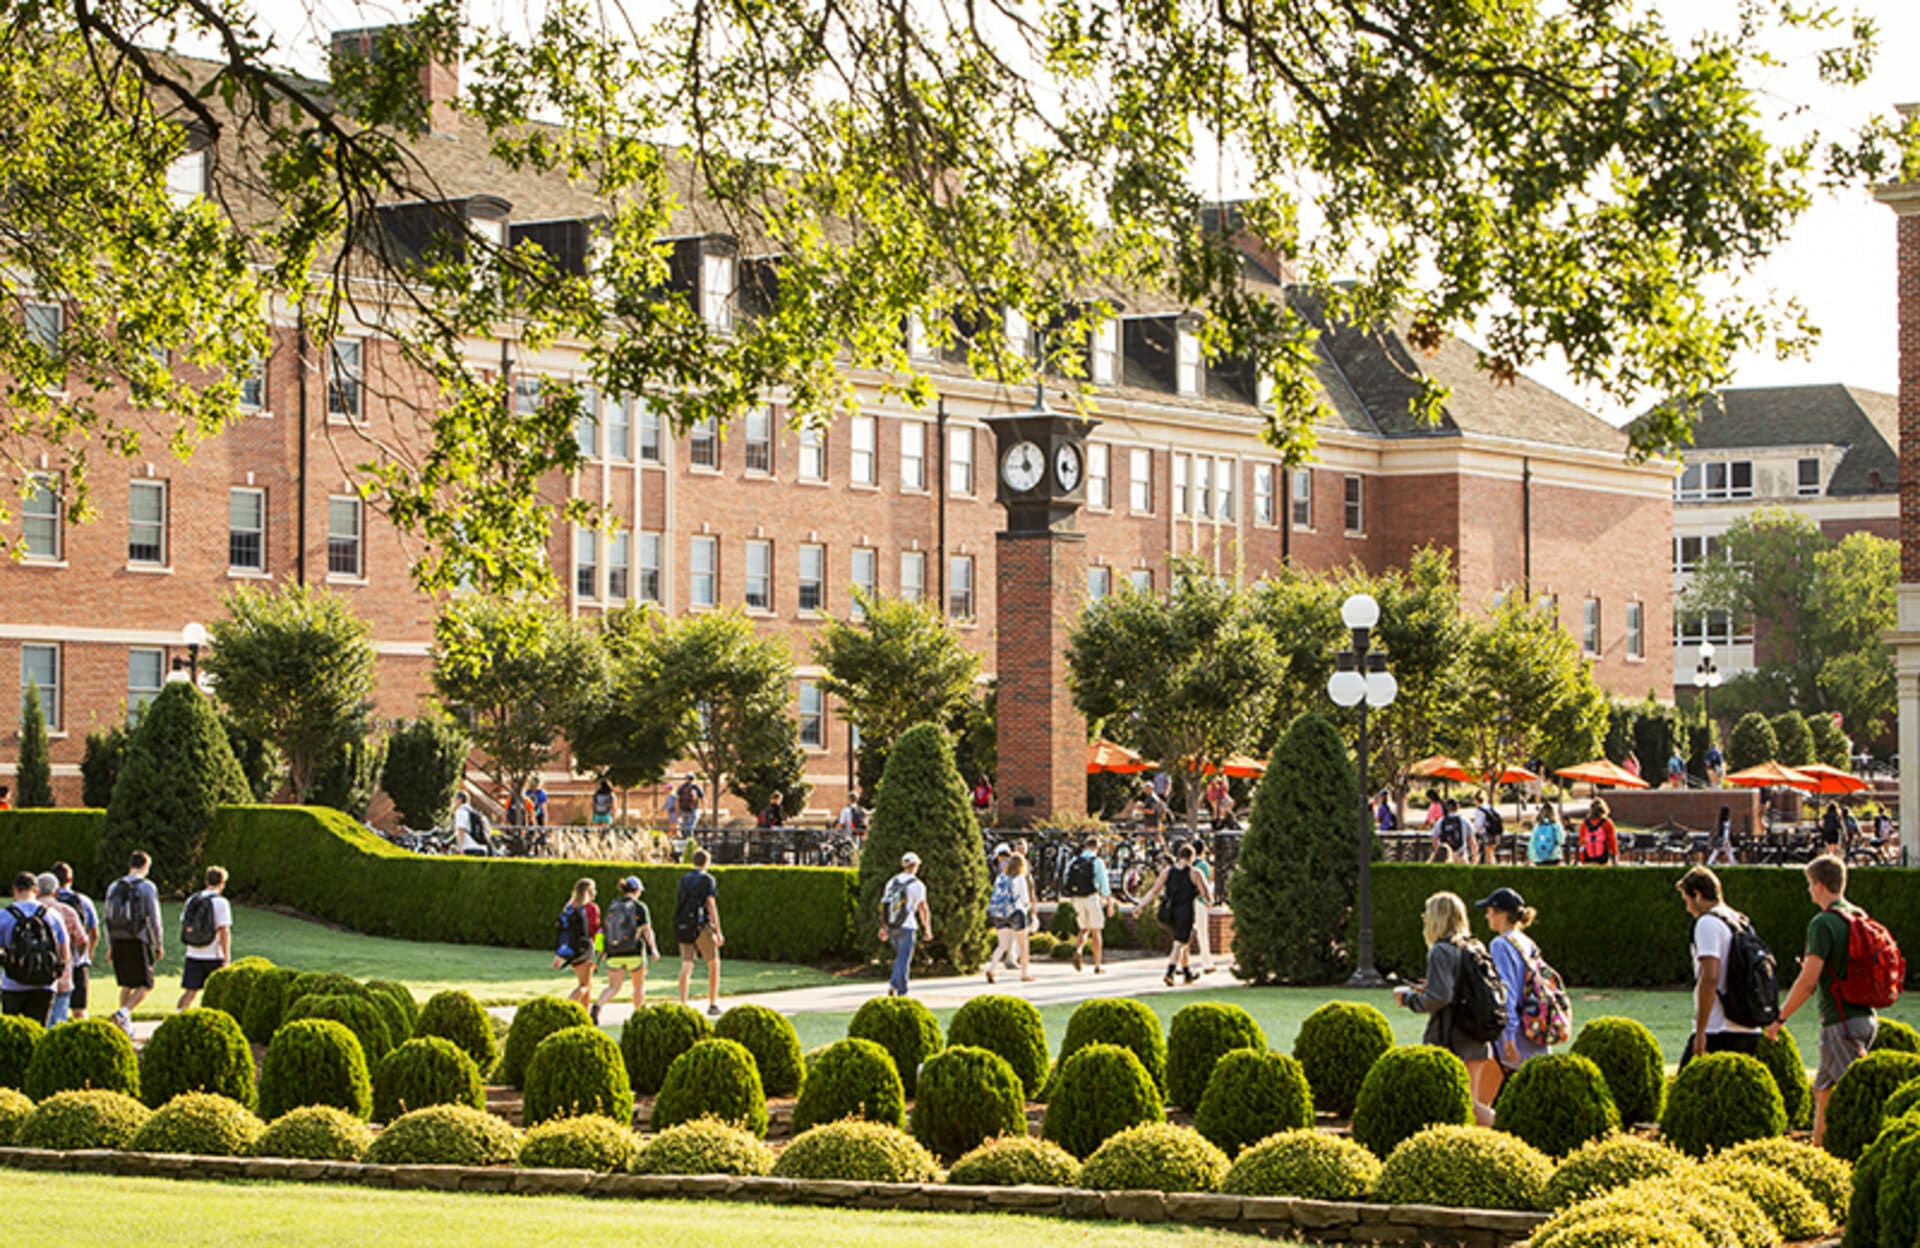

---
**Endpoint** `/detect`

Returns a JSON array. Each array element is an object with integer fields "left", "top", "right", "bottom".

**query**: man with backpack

[
  {"left": 177, "top": 866, "right": 233, "bottom": 1011},
  {"left": 34, "top": 874, "right": 86, "bottom": 1025},
  {"left": 1065, "top": 836, "right": 1113, "bottom": 974},
  {"left": 452, "top": 793, "right": 490, "bottom": 857},
  {"left": 1431, "top": 799, "right": 1474, "bottom": 863},
  {"left": 1675, "top": 867, "right": 1771, "bottom": 1067},
  {"left": 595, "top": 876, "right": 659, "bottom": 1023},
  {"left": 1767, "top": 855, "right": 1900, "bottom": 1147},
  {"left": 675, "top": 776, "right": 704, "bottom": 834},
  {"left": 674, "top": 850, "right": 724, "bottom": 1017},
  {"left": 48, "top": 862, "right": 97, "bottom": 1019},
  {"left": 105, "top": 851, "right": 164, "bottom": 1036},
  {"left": 878, "top": 851, "right": 932, "bottom": 997},
  {"left": 0, "top": 871, "right": 69, "bottom": 1026}
]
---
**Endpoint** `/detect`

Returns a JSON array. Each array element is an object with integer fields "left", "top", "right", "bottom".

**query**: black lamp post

[
  {"left": 169, "top": 621, "right": 209, "bottom": 688},
  {"left": 1328, "top": 592, "right": 1396, "bottom": 989},
  {"left": 1694, "top": 640, "right": 1720, "bottom": 723}
]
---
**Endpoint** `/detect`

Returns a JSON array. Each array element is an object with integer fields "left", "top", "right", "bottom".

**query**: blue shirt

[
  {"left": 1492, "top": 931, "right": 1549, "bottom": 1063},
  {"left": 1075, "top": 850, "right": 1111, "bottom": 898},
  {"left": 1530, "top": 821, "right": 1562, "bottom": 865},
  {"left": 0, "top": 899, "right": 70, "bottom": 993}
]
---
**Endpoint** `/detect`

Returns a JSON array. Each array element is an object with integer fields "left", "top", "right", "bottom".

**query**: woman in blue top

[
  {"left": 1528, "top": 803, "right": 1563, "bottom": 866},
  {"left": 1478, "top": 886, "right": 1550, "bottom": 1076}
]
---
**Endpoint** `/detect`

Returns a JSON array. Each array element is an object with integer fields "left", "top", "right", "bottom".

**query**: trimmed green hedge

[{"left": 0, "top": 810, "right": 105, "bottom": 890}]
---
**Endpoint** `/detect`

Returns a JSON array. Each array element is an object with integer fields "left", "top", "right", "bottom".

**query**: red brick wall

[
  {"left": 1821, "top": 515, "right": 1899, "bottom": 543},
  {"left": 994, "top": 531, "right": 1088, "bottom": 823},
  {"left": 1902, "top": 214, "right": 1920, "bottom": 582}
]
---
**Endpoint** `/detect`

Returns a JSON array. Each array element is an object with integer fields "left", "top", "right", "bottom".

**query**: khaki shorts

[
  {"left": 1816, "top": 1016, "right": 1877, "bottom": 1090},
  {"left": 1071, "top": 895, "right": 1108, "bottom": 934},
  {"left": 678, "top": 929, "right": 719, "bottom": 964}
]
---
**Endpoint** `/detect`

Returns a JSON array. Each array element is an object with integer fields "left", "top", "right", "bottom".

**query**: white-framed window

[
  {"left": 1087, "top": 443, "right": 1110, "bottom": 509},
  {"left": 798, "top": 543, "right": 825, "bottom": 613},
  {"left": 1129, "top": 568, "right": 1153, "bottom": 592},
  {"left": 1291, "top": 469, "right": 1312, "bottom": 528},
  {"left": 238, "top": 354, "right": 267, "bottom": 412},
  {"left": 1172, "top": 454, "right": 1190, "bottom": 517},
  {"left": 1626, "top": 601, "right": 1645, "bottom": 661},
  {"left": 127, "top": 647, "right": 165, "bottom": 723},
  {"left": 128, "top": 480, "right": 167, "bottom": 566},
  {"left": 575, "top": 385, "right": 600, "bottom": 458},
  {"left": 900, "top": 420, "right": 927, "bottom": 491},
  {"left": 1674, "top": 609, "right": 1753, "bottom": 647},
  {"left": 1674, "top": 460, "right": 1754, "bottom": 501},
  {"left": 1216, "top": 459, "right": 1235, "bottom": 521},
  {"left": 638, "top": 532, "right": 663, "bottom": 604},
  {"left": 1004, "top": 308, "right": 1031, "bottom": 358},
  {"left": 22, "top": 474, "right": 60, "bottom": 561},
  {"left": 905, "top": 315, "right": 935, "bottom": 361},
  {"left": 1797, "top": 457, "right": 1821, "bottom": 497},
  {"left": 574, "top": 525, "right": 599, "bottom": 600},
  {"left": 327, "top": 496, "right": 364, "bottom": 578},
  {"left": 636, "top": 399, "right": 662, "bottom": 463},
  {"left": 607, "top": 396, "right": 632, "bottom": 461},
  {"left": 229, "top": 487, "right": 265, "bottom": 572},
  {"left": 20, "top": 644, "right": 59, "bottom": 731},
  {"left": 1176, "top": 327, "right": 1202, "bottom": 396},
  {"left": 688, "top": 416, "right": 719, "bottom": 469},
  {"left": 798, "top": 680, "right": 825, "bottom": 748},
  {"left": 947, "top": 426, "right": 973, "bottom": 496},
  {"left": 690, "top": 535, "right": 718, "bottom": 608},
  {"left": 1253, "top": 464, "right": 1275, "bottom": 525},
  {"left": 1088, "top": 566, "right": 1111, "bottom": 601},
  {"left": 850, "top": 547, "right": 876, "bottom": 619},
  {"left": 1343, "top": 475, "right": 1364, "bottom": 533},
  {"left": 744, "top": 405, "right": 773, "bottom": 475},
  {"left": 1129, "top": 448, "right": 1153, "bottom": 513},
  {"left": 23, "top": 301, "right": 62, "bottom": 353},
  {"left": 744, "top": 539, "right": 772, "bottom": 611},
  {"left": 948, "top": 555, "right": 974, "bottom": 620},
  {"left": 1193, "top": 456, "right": 1212, "bottom": 519},
  {"left": 327, "top": 339, "right": 363, "bottom": 420},
  {"left": 703, "top": 252, "right": 736, "bottom": 331},
  {"left": 1538, "top": 592, "right": 1558, "bottom": 623},
  {"left": 1673, "top": 534, "right": 1724, "bottom": 573},
  {"left": 1581, "top": 598, "right": 1601, "bottom": 657},
  {"left": 799, "top": 426, "right": 826, "bottom": 482},
  {"left": 851, "top": 415, "right": 877, "bottom": 485},
  {"left": 900, "top": 550, "right": 925, "bottom": 602},
  {"left": 166, "top": 148, "right": 207, "bottom": 203},
  {"left": 607, "top": 529, "right": 631, "bottom": 601},
  {"left": 513, "top": 375, "right": 542, "bottom": 416},
  {"left": 1091, "top": 321, "right": 1119, "bottom": 385}
]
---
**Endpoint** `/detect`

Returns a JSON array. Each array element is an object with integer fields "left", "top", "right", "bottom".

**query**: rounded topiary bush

[
  {"left": 517, "top": 1113, "right": 638, "bottom": 1172},
  {"left": 1886, "top": 1075, "right": 1920, "bottom": 1122},
  {"left": 257, "top": 1018, "right": 372, "bottom": 1121},
  {"left": 283, "top": 992, "right": 394, "bottom": 1066},
  {"left": 1350, "top": 1045, "right": 1473, "bottom": 1158},
  {"left": 285, "top": 971, "right": 369, "bottom": 1012},
  {"left": 771, "top": 1120, "right": 940, "bottom": 1183},
  {"left": 947, "top": 994, "right": 1049, "bottom": 1100},
  {"left": 0, "top": 1015, "right": 44, "bottom": 1090},
  {"left": 1080, "top": 1122, "right": 1230, "bottom": 1193},
  {"left": 130, "top": 1092, "right": 264, "bottom": 1157},
  {"left": 620, "top": 1003, "right": 712, "bottom": 1096},
  {"left": 522, "top": 1025, "right": 634, "bottom": 1127},
  {"left": 1824, "top": 1049, "right": 1920, "bottom": 1161},
  {"left": 414, "top": 990, "right": 499, "bottom": 1078},
  {"left": 365, "top": 980, "right": 419, "bottom": 1041},
  {"left": 1753, "top": 1028, "right": 1813, "bottom": 1131},
  {"left": 946, "top": 1135, "right": 1081, "bottom": 1187},
  {"left": 1041, "top": 1042, "right": 1166, "bottom": 1160},
  {"left": 1291, "top": 1001, "right": 1396, "bottom": 1118},
  {"left": 791, "top": 1037, "right": 905, "bottom": 1133},
  {"left": 1535, "top": 1179, "right": 1767, "bottom": 1248},
  {"left": 1166, "top": 1002, "right": 1265, "bottom": 1112},
  {"left": 372, "top": 1037, "right": 485, "bottom": 1123},
  {"left": 199, "top": 956, "right": 274, "bottom": 1025},
  {"left": 630, "top": 1116, "right": 775, "bottom": 1176},
  {"left": 500, "top": 996, "right": 593, "bottom": 1091},
  {"left": 0, "top": 1087, "right": 33, "bottom": 1145},
  {"left": 1697, "top": 1156, "right": 1831, "bottom": 1240},
  {"left": 911, "top": 1045, "right": 1027, "bottom": 1161},
  {"left": 1193, "top": 1049, "right": 1313, "bottom": 1156},
  {"left": 139, "top": 1009, "right": 256, "bottom": 1110},
  {"left": 1719, "top": 1136, "right": 1851, "bottom": 1224},
  {"left": 1660, "top": 1052, "right": 1785, "bottom": 1158},
  {"left": 1873, "top": 1019, "right": 1920, "bottom": 1053},
  {"left": 1569, "top": 1017, "right": 1667, "bottom": 1126},
  {"left": 1374, "top": 1124, "right": 1554, "bottom": 1211},
  {"left": 16, "top": 1089, "right": 150, "bottom": 1150},
  {"left": 240, "top": 967, "right": 300, "bottom": 1045},
  {"left": 1543, "top": 1134, "right": 1694, "bottom": 1210},
  {"left": 1846, "top": 1110, "right": 1920, "bottom": 1248},
  {"left": 1221, "top": 1129, "right": 1382, "bottom": 1200},
  {"left": 1493, "top": 1053, "right": 1620, "bottom": 1158},
  {"left": 1053, "top": 998, "right": 1167, "bottom": 1095},
  {"left": 847, "top": 996, "right": 942, "bottom": 1096},
  {"left": 249, "top": 1104, "right": 373, "bottom": 1161},
  {"left": 713, "top": 1004, "right": 805, "bottom": 1099},
  {"left": 24, "top": 1018, "right": 140, "bottom": 1101},
  {"left": 1532, "top": 1212, "right": 1711, "bottom": 1248},
  {"left": 363, "top": 1103, "right": 521, "bottom": 1166},
  {"left": 651, "top": 1038, "right": 768, "bottom": 1137}
]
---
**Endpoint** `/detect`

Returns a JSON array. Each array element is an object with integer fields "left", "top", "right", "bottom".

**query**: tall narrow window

[
  {"left": 238, "top": 355, "right": 267, "bottom": 411},
  {"left": 1176, "top": 327, "right": 1202, "bottom": 395},
  {"left": 703, "top": 252, "right": 736, "bottom": 331},
  {"left": 575, "top": 385, "right": 600, "bottom": 458},
  {"left": 22, "top": 474, "right": 60, "bottom": 560},
  {"left": 607, "top": 396, "right": 632, "bottom": 461},
  {"left": 947, "top": 426, "right": 973, "bottom": 495},
  {"left": 1215, "top": 459, "right": 1234, "bottom": 521},
  {"left": 128, "top": 647, "right": 165, "bottom": 723},
  {"left": 327, "top": 497, "right": 364, "bottom": 578},
  {"left": 638, "top": 532, "right": 662, "bottom": 604},
  {"left": 1172, "top": 454, "right": 1190, "bottom": 517},
  {"left": 690, "top": 535, "right": 717, "bottom": 608},
  {"left": 607, "top": 529, "right": 631, "bottom": 601},
  {"left": 1129, "top": 448, "right": 1153, "bottom": 513},
  {"left": 1088, "top": 566, "right": 1111, "bottom": 601},
  {"left": 229, "top": 488, "right": 265, "bottom": 572},
  {"left": 1091, "top": 321, "right": 1120, "bottom": 385},
  {"left": 900, "top": 550, "right": 925, "bottom": 602},
  {"left": 798, "top": 543, "right": 825, "bottom": 612},
  {"left": 327, "top": 339, "right": 363, "bottom": 420},
  {"left": 1343, "top": 475, "right": 1364, "bottom": 533},
  {"left": 1626, "top": 601, "right": 1645, "bottom": 660},
  {"left": 1797, "top": 457, "right": 1820, "bottom": 497},
  {"left": 744, "top": 539, "right": 772, "bottom": 610},
  {"left": 799, "top": 426, "right": 826, "bottom": 481},
  {"left": 901, "top": 421, "right": 927, "bottom": 490},
  {"left": 1193, "top": 456, "right": 1211, "bottom": 519},
  {"left": 851, "top": 415, "right": 877, "bottom": 485},
  {"left": 1290, "top": 469, "right": 1312, "bottom": 528},
  {"left": 1582, "top": 598, "right": 1602, "bottom": 657},
  {"left": 744, "top": 405, "right": 773, "bottom": 474},
  {"left": 20, "top": 644, "right": 59, "bottom": 731},
  {"left": 128, "top": 480, "right": 167, "bottom": 566},
  {"left": 166, "top": 148, "right": 207, "bottom": 203},
  {"left": 23, "top": 302, "right": 62, "bottom": 353},
  {"left": 948, "top": 555, "right": 975, "bottom": 619},
  {"left": 636, "top": 399, "right": 662, "bottom": 463},
  {"left": 1254, "top": 464, "right": 1274, "bottom": 525},
  {"left": 798, "top": 680, "right": 825, "bottom": 748},
  {"left": 574, "top": 525, "right": 598, "bottom": 600},
  {"left": 688, "top": 416, "right": 719, "bottom": 469},
  {"left": 1087, "top": 443, "right": 1110, "bottom": 509},
  {"left": 1129, "top": 568, "right": 1153, "bottom": 592},
  {"left": 850, "top": 547, "right": 876, "bottom": 619}
]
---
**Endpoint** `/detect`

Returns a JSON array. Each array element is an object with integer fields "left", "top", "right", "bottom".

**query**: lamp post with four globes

[{"left": 1327, "top": 593, "right": 1396, "bottom": 989}]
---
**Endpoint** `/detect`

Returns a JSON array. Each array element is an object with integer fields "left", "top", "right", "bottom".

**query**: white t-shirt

[
  {"left": 1690, "top": 905, "right": 1756, "bottom": 1034},
  {"left": 185, "top": 893, "right": 233, "bottom": 961},
  {"left": 890, "top": 875, "right": 929, "bottom": 932},
  {"left": 453, "top": 804, "right": 478, "bottom": 853}
]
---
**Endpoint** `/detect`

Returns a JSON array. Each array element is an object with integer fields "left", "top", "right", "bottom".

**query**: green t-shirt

[{"left": 1808, "top": 899, "right": 1869, "bottom": 1027}]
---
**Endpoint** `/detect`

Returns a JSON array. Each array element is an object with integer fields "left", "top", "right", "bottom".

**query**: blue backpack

[{"left": 987, "top": 873, "right": 1015, "bottom": 921}]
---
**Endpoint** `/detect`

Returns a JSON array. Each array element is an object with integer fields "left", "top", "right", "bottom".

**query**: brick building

[
  {"left": 1878, "top": 101, "right": 1920, "bottom": 859},
  {"left": 0, "top": 40, "right": 1676, "bottom": 817}
]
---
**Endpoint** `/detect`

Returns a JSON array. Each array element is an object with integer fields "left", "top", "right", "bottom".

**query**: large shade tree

[{"left": 1440, "top": 595, "right": 1608, "bottom": 794}]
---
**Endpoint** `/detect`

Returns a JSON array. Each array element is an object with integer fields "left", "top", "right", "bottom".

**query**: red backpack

[{"left": 1832, "top": 908, "right": 1906, "bottom": 1012}]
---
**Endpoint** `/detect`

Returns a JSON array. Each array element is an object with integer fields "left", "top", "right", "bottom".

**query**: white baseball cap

[{"left": 901, "top": 852, "right": 921, "bottom": 868}]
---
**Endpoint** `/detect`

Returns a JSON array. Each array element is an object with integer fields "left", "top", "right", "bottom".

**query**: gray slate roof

[{"left": 1685, "top": 385, "right": 1899, "bottom": 496}]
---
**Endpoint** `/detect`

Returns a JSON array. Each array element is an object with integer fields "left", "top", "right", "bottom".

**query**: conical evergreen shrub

[
  {"left": 857, "top": 722, "right": 991, "bottom": 972},
  {"left": 100, "top": 682, "right": 249, "bottom": 894},
  {"left": 1726, "top": 713, "right": 1778, "bottom": 772},
  {"left": 16, "top": 682, "right": 54, "bottom": 809}
]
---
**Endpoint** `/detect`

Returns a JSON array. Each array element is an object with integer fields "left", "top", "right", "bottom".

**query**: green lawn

[
  {"left": 118, "top": 902, "right": 841, "bottom": 1015},
  {"left": 18, "top": 1172, "right": 1279, "bottom": 1247}
]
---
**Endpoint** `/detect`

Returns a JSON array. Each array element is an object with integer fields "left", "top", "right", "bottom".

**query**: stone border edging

[{"left": 0, "top": 1146, "right": 1546, "bottom": 1245}]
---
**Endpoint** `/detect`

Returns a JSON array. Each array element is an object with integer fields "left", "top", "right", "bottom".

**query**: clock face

[
  {"left": 1002, "top": 441, "right": 1044, "bottom": 492},
  {"left": 1054, "top": 443, "right": 1082, "bottom": 492}
]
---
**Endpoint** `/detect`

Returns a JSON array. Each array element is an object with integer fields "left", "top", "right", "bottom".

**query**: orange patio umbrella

[
  {"left": 1724, "top": 761, "right": 1820, "bottom": 791},
  {"left": 1204, "top": 754, "right": 1268, "bottom": 778},
  {"left": 1410, "top": 755, "right": 1473, "bottom": 782},
  {"left": 1791, "top": 763, "right": 1871, "bottom": 795},
  {"left": 1553, "top": 759, "right": 1651, "bottom": 790},
  {"left": 1486, "top": 766, "right": 1541, "bottom": 786},
  {"left": 1087, "top": 740, "right": 1150, "bottom": 775}
]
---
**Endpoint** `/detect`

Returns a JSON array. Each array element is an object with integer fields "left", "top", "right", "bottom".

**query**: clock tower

[{"left": 984, "top": 393, "right": 1098, "bottom": 826}]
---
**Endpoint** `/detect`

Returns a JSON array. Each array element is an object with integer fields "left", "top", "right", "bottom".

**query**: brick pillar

[
  {"left": 1877, "top": 162, "right": 1920, "bottom": 860},
  {"left": 995, "top": 530, "right": 1088, "bottom": 825}
]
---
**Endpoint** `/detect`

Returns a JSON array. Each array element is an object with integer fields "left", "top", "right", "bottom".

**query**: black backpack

[
  {"left": 180, "top": 891, "right": 218, "bottom": 947},
  {"left": 674, "top": 877, "right": 707, "bottom": 944},
  {"left": 603, "top": 897, "right": 642, "bottom": 957},
  {"left": 1715, "top": 910, "right": 1781, "bottom": 1029},
  {"left": 4, "top": 905, "right": 60, "bottom": 988},
  {"left": 470, "top": 808, "right": 493, "bottom": 851},
  {"left": 1064, "top": 856, "right": 1098, "bottom": 898},
  {"left": 555, "top": 904, "right": 590, "bottom": 959},
  {"left": 1482, "top": 806, "right": 1505, "bottom": 840},
  {"left": 1450, "top": 939, "right": 1508, "bottom": 1043},
  {"left": 1439, "top": 814, "right": 1465, "bottom": 851},
  {"left": 103, "top": 876, "right": 151, "bottom": 942}
]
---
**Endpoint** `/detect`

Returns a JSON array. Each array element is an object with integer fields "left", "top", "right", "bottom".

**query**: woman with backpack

[
  {"left": 1134, "top": 843, "right": 1211, "bottom": 988},
  {"left": 593, "top": 876, "right": 658, "bottom": 1024},
  {"left": 1394, "top": 891, "right": 1498, "bottom": 1125},
  {"left": 1578, "top": 799, "right": 1619, "bottom": 865},
  {"left": 553, "top": 877, "right": 602, "bottom": 1007},
  {"left": 1709, "top": 804, "right": 1736, "bottom": 866},
  {"left": 1478, "top": 886, "right": 1563, "bottom": 1080},
  {"left": 983, "top": 852, "right": 1035, "bottom": 984},
  {"left": 1529, "top": 803, "right": 1564, "bottom": 866}
]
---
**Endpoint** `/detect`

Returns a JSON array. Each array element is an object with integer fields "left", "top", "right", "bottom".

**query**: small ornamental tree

[
  {"left": 100, "top": 681, "right": 250, "bottom": 894},
  {"left": 16, "top": 681, "right": 54, "bottom": 809},
  {"left": 80, "top": 722, "right": 131, "bottom": 809},
  {"left": 1806, "top": 713, "right": 1849, "bottom": 770},
  {"left": 1231, "top": 712, "right": 1362, "bottom": 984},
  {"left": 381, "top": 713, "right": 471, "bottom": 831},
  {"left": 1768, "top": 710, "right": 1814, "bottom": 768},
  {"left": 309, "top": 732, "right": 388, "bottom": 820},
  {"left": 858, "top": 722, "right": 991, "bottom": 973},
  {"left": 1726, "top": 713, "right": 1778, "bottom": 773}
]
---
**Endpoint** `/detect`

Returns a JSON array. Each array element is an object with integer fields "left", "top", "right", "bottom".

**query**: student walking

[
  {"left": 1064, "top": 836, "right": 1114, "bottom": 973},
  {"left": 675, "top": 776, "right": 704, "bottom": 834},
  {"left": 1819, "top": 803, "right": 1844, "bottom": 857},
  {"left": 105, "top": 851, "right": 163, "bottom": 1036},
  {"left": 1675, "top": 867, "right": 1761, "bottom": 1066},
  {"left": 1578, "top": 800, "right": 1619, "bottom": 865},
  {"left": 983, "top": 851, "right": 1034, "bottom": 984},
  {"left": 1432, "top": 799, "right": 1474, "bottom": 863},
  {"left": 1479, "top": 887, "right": 1554, "bottom": 1075},
  {"left": 177, "top": 866, "right": 233, "bottom": 1011},
  {"left": 1134, "top": 843, "right": 1210, "bottom": 988},
  {"left": 48, "top": 862, "right": 96, "bottom": 1020},
  {"left": 554, "top": 878, "right": 601, "bottom": 1008},
  {"left": 878, "top": 852, "right": 932, "bottom": 997},
  {"left": 0, "top": 872, "right": 69, "bottom": 1027},
  {"left": 452, "top": 793, "right": 489, "bottom": 856},
  {"left": 674, "top": 850, "right": 724, "bottom": 1016},
  {"left": 594, "top": 876, "right": 658, "bottom": 1023},
  {"left": 34, "top": 874, "right": 86, "bottom": 1025},
  {"left": 1529, "top": 804, "right": 1564, "bottom": 866},
  {"left": 1394, "top": 891, "right": 1498, "bottom": 1125},
  {"left": 1767, "top": 856, "right": 1888, "bottom": 1148},
  {"left": 528, "top": 783, "right": 549, "bottom": 827},
  {"left": 1708, "top": 805, "right": 1735, "bottom": 866},
  {"left": 1190, "top": 843, "right": 1218, "bottom": 972},
  {"left": 591, "top": 780, "right": 616, "bottom": 827}
]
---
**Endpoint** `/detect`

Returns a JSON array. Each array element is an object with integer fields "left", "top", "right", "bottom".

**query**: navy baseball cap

[{"left": 1473, "top": 887, "right": 1526, "bottom": 914}]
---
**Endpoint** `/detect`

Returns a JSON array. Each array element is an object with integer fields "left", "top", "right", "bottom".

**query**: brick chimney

[{"left": 330, "top": 25, "right": 460, "bottom": 139}]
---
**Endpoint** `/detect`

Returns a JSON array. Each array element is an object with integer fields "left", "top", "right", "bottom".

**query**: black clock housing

[{"left": 985, "top": 403, "right": 1099, "bottom": 533}]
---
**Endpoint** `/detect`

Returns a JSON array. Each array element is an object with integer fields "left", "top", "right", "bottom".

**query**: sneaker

[
  {"left": 1072, "top": 948, "right": 1083, "bottom": 972},
  {"left": 707, "top": 1004, "right": 722, "bottom": 1018},
  {"left": 1163, "top": 972, "right": 1176, "bottom": 988},
  {"left": 1183, "top": 970, "right": 1201, "bottom": 984},
  {"left": 1094, "top": 966, "right": 1105, "bottom": 974},
  {"left": 985, "top": 965, "right": 996, "bottom": 984},
  {"left": 590, "top": 1005, "right": 602, "bottom": 1025}
]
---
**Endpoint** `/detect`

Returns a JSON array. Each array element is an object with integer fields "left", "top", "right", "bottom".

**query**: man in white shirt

[
  {"left": 878, "top": 852, "right": 932, "bottom": 997},
  {"left": 452, "top": 793, "right": 487, "bottom": 856},
  {"left": 177, "top": 865, "right": 233, "bottom": 1011},
  {"left": 1676, "top": 866, "right": 1760, "bottom": 1067}
]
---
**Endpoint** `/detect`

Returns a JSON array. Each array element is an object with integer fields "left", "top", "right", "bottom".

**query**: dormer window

[
  {"left": 1176, "top": 324, "right": 1203, "bottom": 396},
  {"left": 1256, "top": 372, "right": 1275, "bottom": 408},
  {"left": 1004, "top": 308, "right": 1030, "bottom": 358},
  {"left": 469, "top": 216, "right": 505, "bottom": 251},
  {"left": 703, "top": 252, "right": 736, "bottom": 331},
  {"left": 1091, "top": 321, "right": 1119, "bottom": 385},
  {"left": 166, "top": 148, "right": 207, "bottom": 205},
  {"left": 906, "top": 315, "right": 936, "bottom": 361}
]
